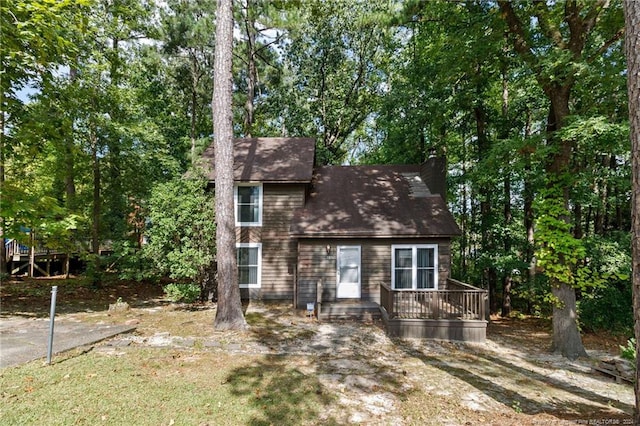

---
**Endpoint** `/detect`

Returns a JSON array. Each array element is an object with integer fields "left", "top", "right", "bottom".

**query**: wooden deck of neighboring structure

[
  {"left": 4, "top": 238, "right": 105, "bottom": 277},
  {"left": 4, "top": 239, "right": 71, "bottom": 277}
]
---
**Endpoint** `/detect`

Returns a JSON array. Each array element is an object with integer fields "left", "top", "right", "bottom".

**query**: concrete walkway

[{"left": 0, "top": 316, "right": 136, "bottom": 368}]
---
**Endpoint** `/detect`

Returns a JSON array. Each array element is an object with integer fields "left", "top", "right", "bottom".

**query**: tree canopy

[{"left": 1, "top": 0, "right": 633, "bottom": 356}]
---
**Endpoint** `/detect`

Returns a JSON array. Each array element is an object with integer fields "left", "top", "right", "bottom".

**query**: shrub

[
  {"left": 578, "top": 283, "right": 633, "bottom": 334},
  {"left": 620, "top": 338, "right": 636, "bottom": 364},
  {"left": 163, "top": 282, "right": 201, "bottom": 303},
  {"left": 144, "top": 171, "right": 216, "bottom": 300}
]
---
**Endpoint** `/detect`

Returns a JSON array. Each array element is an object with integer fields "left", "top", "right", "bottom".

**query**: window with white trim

[
  {"left": 391, "top": 244, "right": 438, "bottom": 290},
  {"left": 235, "top": 184, "right": 262, "bottom": 226},
  {"left": 237, "top": 243, "right": 261, "bottom": 288}
]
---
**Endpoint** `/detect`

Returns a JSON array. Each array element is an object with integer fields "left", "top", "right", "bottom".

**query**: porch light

[{"left": 326, "top": 244, "right": 331, "bottom": 255}]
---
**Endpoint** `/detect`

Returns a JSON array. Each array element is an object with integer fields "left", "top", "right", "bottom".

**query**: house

[{"left": 203, "top": 137, "right": 487, "bottom": 342}]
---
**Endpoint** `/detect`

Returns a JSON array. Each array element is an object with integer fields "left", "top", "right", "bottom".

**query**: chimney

[{"left": 420, "top": 155, "right": 447, "bottom": 202}]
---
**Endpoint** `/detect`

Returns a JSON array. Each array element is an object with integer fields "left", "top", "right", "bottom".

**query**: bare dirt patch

[{"left": 1, "top": 278, "right": 635, "bottom": 425}]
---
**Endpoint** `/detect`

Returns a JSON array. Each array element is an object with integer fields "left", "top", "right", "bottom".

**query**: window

[
  {"left": 237, "top": 243, "right": 261, "bottom": 288},
  {"left": 235, "top": 184, "right": 262, "bottom": 226},
  {"left": 391, "top": 245, "right": 438, "bottom": 290}
]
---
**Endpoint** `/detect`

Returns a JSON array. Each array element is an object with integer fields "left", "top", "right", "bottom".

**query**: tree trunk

[
  {"left": 0, "top": 101, "right": 6, "bottom": 275},
  {"left": 91, "top": 128, "right": 100, "bottom": 257},
  {"left": 550, "top": 282, "right": 588, "bottom": 360},
  {"left": 64, "top": 253, "right": 70, "bottom": 279},
  {"left": 190, "top": 52, "right": 199, "bottom": 165},
  {"left": 66, "top": 66, "right": 78, "bottom": 211},
  {"left": 243, "top": 0, "right": 256, "bottom": 138},
  {"left": 573, "top": 203, "right": 583, "bottom": 239},
  {"left": 501, "top": 55, "right": 513, "bottom": 317},
  {"left": 543, "top": 87, "right": 587, "bottom": 359},
  {"left": 90, "top": 121, "right": 102, "bottom": 287},
  {"left": 213, "top": 0, "right": 246, "bottom": 330},
  {"left": 523, "top": 113, "right": 536, "bottom": 292},
  {"left": 623, "top": 0, "right": 640, "bottom": 422},
  {"left": 501, "top": 275, "right": 512, "bottom": 318},
  {"left": 475, "top": 102, "right": 497, "bottom": 313}
]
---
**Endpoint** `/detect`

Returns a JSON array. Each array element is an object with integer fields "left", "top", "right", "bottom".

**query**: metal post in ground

[{"left": 47, "top": 286, "right": 58, "bottom": 365}]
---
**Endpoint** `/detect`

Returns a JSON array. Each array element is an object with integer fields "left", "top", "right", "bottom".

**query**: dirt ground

[{"left": 1, "top": 278, "right": 635, "bottom": 425}]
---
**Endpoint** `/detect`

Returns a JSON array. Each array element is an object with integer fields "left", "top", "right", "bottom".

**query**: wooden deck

[
  {"left": 4, "top": 238, "right": 98, "bottom": 277},
  {"left": 379, "top": 279, "right": 488, "bottom": 343},
  {"left": 5, "top": 239, "right": 68, "bottom": 276},
  {"left": 311, "top": 279, "right": 488, "bottom": 342}
]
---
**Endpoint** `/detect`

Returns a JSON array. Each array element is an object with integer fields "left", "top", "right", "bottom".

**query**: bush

[
  {"left": 510, "top": 274, "right": 552, "bottom": 317},
  {"left": 578, "top": 283, "right": 633, "bottom": 334},
  {"left": 112, "top": 240, "right": 159, "bottom": 283},
  {"left": 163, "top": 282, "right": 200, "bottom": 303},
  {"left": 143, "top": 172, "right": 216, "bottom": 300},
  {"left": 620, "top": 338, "right": 636, "bottom": 364}
]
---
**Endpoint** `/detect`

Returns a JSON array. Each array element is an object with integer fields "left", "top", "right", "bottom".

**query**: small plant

[
  {"left": 511, "top": 400, "right": 522, "bottom": 414},
  {"left": 163, "top": 282, "right": 200, "bottom": 303},
  {"left": 620, "top": 338, "right": 636, "bottom": 364}
]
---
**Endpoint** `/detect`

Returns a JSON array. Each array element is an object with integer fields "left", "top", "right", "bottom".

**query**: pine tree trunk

[
  {"left": 243, "top": 0, "right": 256, "bottom": 138},
  {"left": 0, "top": 104, "right": 6, "bottom": 275},
  {"left": 213, "top": 0, "right": 246, "bottom": 330},
  {"left": 623, "top": 0, "right": 640, "bottom": 422},
  {"left": 190, "top": 52, "right": 198, "bottom": 165}
]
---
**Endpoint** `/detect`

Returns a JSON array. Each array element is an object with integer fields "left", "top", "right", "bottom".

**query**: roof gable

[
  {"left": 202, "top": 137, "right": 315, "bottom": 183},
  {"left": 291, "top": 165, "right": 461, "bottom": 238}
]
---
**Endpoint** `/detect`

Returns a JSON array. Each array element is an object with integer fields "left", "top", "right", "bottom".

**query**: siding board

[
  {"left": 296, "top": 238, "right": 453, "bottom": 309},
  {"left": 237, "top": 183, "right": 305, "bottom": 302}
]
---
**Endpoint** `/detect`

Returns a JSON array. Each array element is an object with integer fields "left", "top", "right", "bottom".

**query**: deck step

[{"left": 318, "top": 302, "right": 382, "bottom": 321}]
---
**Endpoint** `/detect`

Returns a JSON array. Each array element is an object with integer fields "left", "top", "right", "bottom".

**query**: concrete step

[{"left": 318, "top": 301, "right": 382, "bottom": 321}]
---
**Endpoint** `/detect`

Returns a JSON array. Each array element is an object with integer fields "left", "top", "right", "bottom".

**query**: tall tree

[
  {"left": 498, "top": 0, "right": 624, "bottom": 359},
  {"left": 213, "top": 0, "right": 246, "bottom": 330},
  {"left": 161, "top": 0, "right": 216, "bottom": 164},
  {"left": 0, "top": 0, "right": 86, "bottom": 274},
  {"left": 624, "top": 0, "right": 640, "bottom": 421},
  {"left": 234, "top": 0, "right": 283, "bottom": 138},
  {"left": 277, "top": 0, "right": 393, "bottom": 164}
]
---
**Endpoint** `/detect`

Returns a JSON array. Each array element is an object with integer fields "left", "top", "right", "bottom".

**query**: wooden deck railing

[
  {"left": 5, "top": 239, "right": 30, "bottom": 258},
  {"left": 5, "top": 239, "right": 53, "bottom": 259},
  {"left": 380, "top": 278, "right": 488, "bottom": 321}
]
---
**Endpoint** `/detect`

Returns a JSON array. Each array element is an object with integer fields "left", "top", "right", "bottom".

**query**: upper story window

[
  {"left": 235, "top": 183, "right": 263, "bottom": 226},
  {"left": 391, "top": 244, "right": 438, "bottom": 290}
]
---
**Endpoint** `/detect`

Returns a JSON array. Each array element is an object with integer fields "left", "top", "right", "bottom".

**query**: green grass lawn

[{"left": 0, "top": 348, "right": 337, "bottom": 425}]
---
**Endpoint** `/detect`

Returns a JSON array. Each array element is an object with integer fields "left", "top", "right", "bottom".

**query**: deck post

[
  {"left": 64, "top": 253, "right": 70, "bottom": 279},
  {"left": 316, "top": 278, "right": 322, "bottom": 319},
  {"left": 29, "top": 232, "right": 35, "bottom": 277}
]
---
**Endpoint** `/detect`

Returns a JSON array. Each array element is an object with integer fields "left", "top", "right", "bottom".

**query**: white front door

[{"left": 337, "top": 246, "right": 361, "bottom": 299}]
